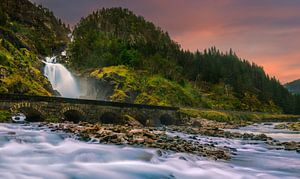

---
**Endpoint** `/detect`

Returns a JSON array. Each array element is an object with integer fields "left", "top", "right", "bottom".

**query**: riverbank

[{"left": 181, "top": 108, "right": 300, "bottom": 128}]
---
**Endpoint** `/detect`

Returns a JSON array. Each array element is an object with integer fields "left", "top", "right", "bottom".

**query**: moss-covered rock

[
  {"left": 0, "top": 38, "right": 52, "bottom": 95},
  {"left": 0, "top": 0, "right": 70, "bottom": 96},
  {"left": 0, "top": 110, "right": 11, "bottom": 123},
  {"left": 275, "top": 122, "right": 300, "bottom": 131},
  {"left": 90, "top": 65, "right": 203, "bottom": 106}
]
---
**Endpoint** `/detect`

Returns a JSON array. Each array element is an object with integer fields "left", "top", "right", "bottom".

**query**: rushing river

[{"left": 0, "top": 123, "right": 299, "bottom": 179}]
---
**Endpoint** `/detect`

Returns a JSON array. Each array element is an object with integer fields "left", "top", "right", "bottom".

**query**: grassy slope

[
  {"left": 181, "top": 108, "right": 300, "bottom": 125},
  {"left": 90, "top": 65, "right": 202, "bottom": 106},
  {"left": 0, "top": 0, "right": 70, "bottom": 96},
  {"left": 0, "top": 110, "right": 11, "bottom": 122},
  {"left": 89, "top": 65, "right": 299, "bottom": 125},
  {"left": 0, "top": 35, "right": 51, "bottom": 95},
  {"left": 89, "top": 65, "right": 269, "bottom": 111}
]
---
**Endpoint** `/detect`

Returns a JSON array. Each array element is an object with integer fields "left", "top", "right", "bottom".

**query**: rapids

[{"left": 0, "top": 123, "right": 299, "bottom": 179}]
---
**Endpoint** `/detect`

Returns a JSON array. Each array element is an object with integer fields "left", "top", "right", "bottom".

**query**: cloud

[{"left": 30, "top": 0, "right": 300, "bottom": 83}]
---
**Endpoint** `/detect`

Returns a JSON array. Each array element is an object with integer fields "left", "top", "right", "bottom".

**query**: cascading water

[{"left": 43, "top": 56, "right": 81, "bottom": 98}]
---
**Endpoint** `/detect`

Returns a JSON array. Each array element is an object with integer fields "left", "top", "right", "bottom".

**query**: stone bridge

[{"left": 0, "top": 93, "right": 181, "bottom": 126}]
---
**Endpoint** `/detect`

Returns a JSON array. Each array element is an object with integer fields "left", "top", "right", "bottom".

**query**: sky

[{"left": 31, "top": 0, "right": 300, "bottom": 83}]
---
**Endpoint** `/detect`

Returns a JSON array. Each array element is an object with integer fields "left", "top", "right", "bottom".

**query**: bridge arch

[
  {"left": 159, "top": 114, "right": 175, "bottom": 126},
  {"left": 100, "top": 111, "right": 123, "bottom": 124},
  {"left": 61, "top": 106, "right": 86, "bottom": 123},
  {"left": 134, "top": 113, "right": 148, "bottom": 126},
  {"left": 10, "top": 102, "right": 45, "bottom": 122}
]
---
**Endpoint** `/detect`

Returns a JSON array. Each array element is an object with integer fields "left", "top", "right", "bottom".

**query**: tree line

[{"left": 64, "top": 7, "right": 300, "bottom": 114}]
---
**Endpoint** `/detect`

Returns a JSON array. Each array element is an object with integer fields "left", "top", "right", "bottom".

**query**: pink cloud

[{"left": 31, "top": 0, "right": 300, "bottom": 83}]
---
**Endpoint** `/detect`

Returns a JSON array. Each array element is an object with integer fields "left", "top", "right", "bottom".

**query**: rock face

[{"left": 78, "top": 77, "right": 115, "bottom": 100}]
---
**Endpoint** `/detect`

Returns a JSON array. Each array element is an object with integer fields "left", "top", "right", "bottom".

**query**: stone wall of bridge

[{"left": 0, "top": 94, "right": 181, "bottom": 126}]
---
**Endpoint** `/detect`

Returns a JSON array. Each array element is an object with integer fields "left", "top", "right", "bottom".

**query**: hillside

[
  {"left": 1, "top": 3, "right": 299, "bottom": 114},
  {"left": 285, "top": 79, "right": 300, "bottom": 95},
  {"left": 68, "top": 7, "right": 300, "bottom": 114},
  {"left": 0, "top": 0, "right": 70, "bottom": 95}
]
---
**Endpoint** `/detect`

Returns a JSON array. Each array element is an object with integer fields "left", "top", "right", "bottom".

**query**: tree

[{"left": 0, "top": 7, "right": 7, "bottom": 26}]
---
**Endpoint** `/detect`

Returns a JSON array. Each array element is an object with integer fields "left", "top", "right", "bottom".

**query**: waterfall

[{"left": 43, "top": 56, "right": 81, "bottom": 98}]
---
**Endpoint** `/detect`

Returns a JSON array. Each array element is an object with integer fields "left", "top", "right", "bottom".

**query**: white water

[
  {"left": 228, "top": 123, "right": 300, "bottom": 142},
  {"left": 0, "top": 123, "right": 299, "bottom": 179},
  {"left": 43, "top": 57, "right": 81, "bottom": 98}
]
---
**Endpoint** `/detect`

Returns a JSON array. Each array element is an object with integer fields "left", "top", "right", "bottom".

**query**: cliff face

[{"left": 0, "top": 0, "right": 69, "bottom": 95}]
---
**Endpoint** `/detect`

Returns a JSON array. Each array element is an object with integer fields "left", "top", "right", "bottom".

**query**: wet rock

[
  {"left": 7, "top": 131, "right": 16, "bottom": 135},
  {"left": 282, "top": 141, "right": 299, "bottom": 151},
  {"left": 191, "top": 120, "right": 202, "bottom": 127},
  {"left": 253, "top": 134, "right": 269, "bottom": 141},
  {"left": 41, "top": 122, "right": 231, "bottom": 160},
  {"left": 274, "top": 123, "right": 286, "bottom": 129}
]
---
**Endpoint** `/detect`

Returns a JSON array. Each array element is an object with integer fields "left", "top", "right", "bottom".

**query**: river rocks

[
  {"left": 281, "top": 141, "right": 300, "bottom": 151},
  {"left": 274, "top": 123, "right": 286, "bottom": 129},
  {"left": 123, "top": 115, "right": 143, "bottom": 127},
  {"left": 252, "top": 134, "right": 269, "bottom": 141},
  {"left": 43, "top": 122, "right": 231, "bottom": 160},
  {"left": 266, "top": 140, "right": 300, "bottom": 152},
  {"left": 191, "top": 120, "right": 202, "bottom": 127},
  {"left": 164, "top": 125, "right": 273, "bottom": 142},
  {"left": 274, "top": 122, "right": 300, "bottom": 131},
  {"left": 7, "top": 131, "right": 16, "bottom": 135},
  {"left": 162, "top": 125, "right": 300, "bottom": 154}
]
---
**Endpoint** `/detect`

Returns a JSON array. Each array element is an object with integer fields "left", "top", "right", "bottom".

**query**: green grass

[
  {"left": 181, "top": 108, "right": 300, "bottom": 124},
  {"left": 44, "top": 115, "right": 60, "bottom": 123},
  {"left": 0, "top": 110, "right": 11, "bottom": 122},
  {"left": 90, "top": 65, "right": 203, "bottom": 106},
  {"left": 0, "top": 37, "right": 52, "bottom": 96},
  {"left": 89, "top": 65, "right": 286, "bottom": 115}
]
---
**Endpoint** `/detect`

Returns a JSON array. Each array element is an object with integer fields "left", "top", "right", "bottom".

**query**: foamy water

[
  {"left": 0, "top": 123, "right": 299, "bottom": 179},
  {"left": 43, "top": 56, "right": 81, "bottom": 98},
  {"left": 228, "top": 123, "right": 300, "bottom": 142}
]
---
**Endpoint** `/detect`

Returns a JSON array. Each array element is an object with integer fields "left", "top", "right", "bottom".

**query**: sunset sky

[{"left": 31, "top": 0, "right": 300, "bottom": 83}]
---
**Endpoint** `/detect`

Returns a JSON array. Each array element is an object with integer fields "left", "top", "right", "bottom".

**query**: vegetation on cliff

[
  {"left": 181, "top": 108, "right": 299, "bottom": 126},
  {"left": 285, "top": 79, "right": 300, "bottom": 95},
  {"left": 0, "top": 0, "right": 70, "bottom": 55},
  {"left": 90, "top": 65, "right": 202, "bottom": 106},
  {"left": 0, "top": 0, "right": 70, "bottom": 95},
  {"left": 69, "top": 7, "right": 299, "bottom": 114},
  {"left": 1, "top": 2, "right": 299, "bottom": 115}
]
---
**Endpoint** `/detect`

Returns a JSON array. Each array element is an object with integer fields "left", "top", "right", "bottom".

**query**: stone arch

[
  {"left": 61, "top": 106, "right": 86, "bottom": 123},
  {"left": 134, "top": 113, "right": 148, "bottom": 126},
  {"left": 159, "top": 114, "right": 175, "bottom": 126},
  {"left": 100, "top": 111, "right": 123, "bottom": 124},
  {"left": 10, "top": 102, "right": 45, "bottom": 122}
]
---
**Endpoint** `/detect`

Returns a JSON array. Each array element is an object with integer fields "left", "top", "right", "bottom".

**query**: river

[{"left": 0, "top": 123, "right": 299, "bottom": 179}]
